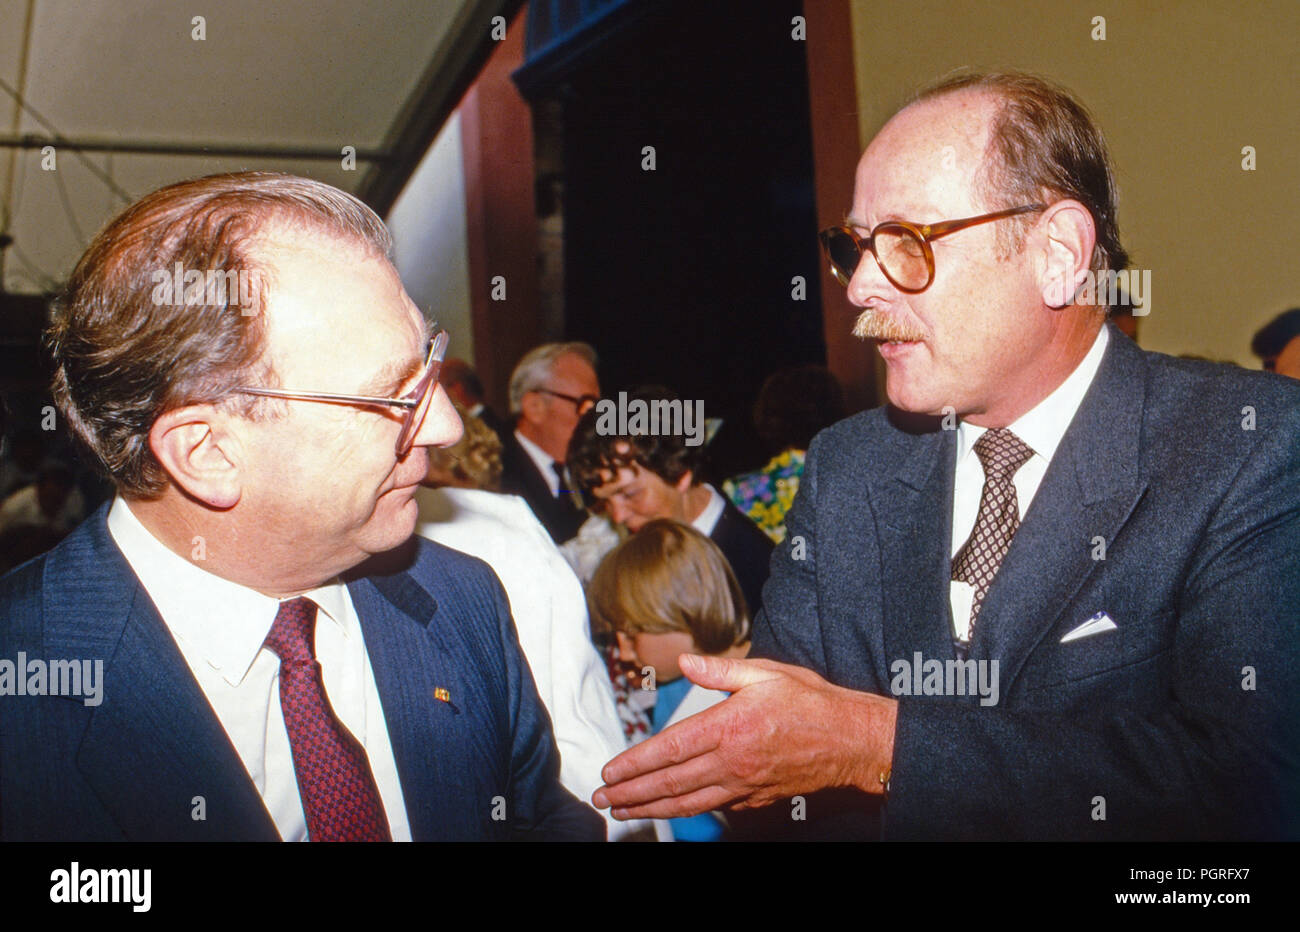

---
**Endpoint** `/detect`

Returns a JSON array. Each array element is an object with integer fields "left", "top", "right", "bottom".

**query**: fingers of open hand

[
  {"left": 600, "top": 711, "right": 721, "bottom": 787},
  {"left": 681, "top": 653, "right": 790, "bottom": 691},
  {"left": 605, "top": 753, "right": 743, "bottom": 820},
  {"left": 595, "top": 662, "right": 856, "bottom": 814}
]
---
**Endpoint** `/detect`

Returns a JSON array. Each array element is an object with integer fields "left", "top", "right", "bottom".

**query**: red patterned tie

[
  {"left": 951, "top": 428, "right": 1035, "bottom": 648},
  {"left": 264, "top": 597, "right": 391, "bottom": 842}
]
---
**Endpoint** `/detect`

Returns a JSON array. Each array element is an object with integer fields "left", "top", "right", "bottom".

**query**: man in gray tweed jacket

[{"left": 591, "top": 72, "right": 1300, "bottom": 840}]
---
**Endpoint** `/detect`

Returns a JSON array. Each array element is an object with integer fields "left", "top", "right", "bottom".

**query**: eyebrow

[
  {"left": 358, "top": 314, "right": 435, "bottom": 397},
  {"left": 360, "top": 358, "right": 421, "bottom": 397},
  {"left": 604, "top": 473, "right": 643, "bottom": 494}
]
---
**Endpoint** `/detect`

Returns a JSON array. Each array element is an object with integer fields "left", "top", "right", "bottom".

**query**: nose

[
  {"left": 846, "top": 243, "right": 893, "bottom": 307},
  {"left": 606, "top": 498, "right": 629, "bottom": 525},
  {"left": 412, "top": 385, "right": 464, "bottom": 449}
]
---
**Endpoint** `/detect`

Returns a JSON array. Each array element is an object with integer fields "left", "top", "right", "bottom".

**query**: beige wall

[{"left": 848, "top": 0, "right": 1299, "bottom": 366}]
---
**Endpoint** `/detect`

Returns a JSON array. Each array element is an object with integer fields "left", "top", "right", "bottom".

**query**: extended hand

[{"left": 591, "top": 654, "right": 897, "bottom": 820}]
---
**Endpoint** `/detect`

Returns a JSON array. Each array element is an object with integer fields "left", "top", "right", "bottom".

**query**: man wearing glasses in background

[
  {"left": 500, "top": 342, "right": 601, "bottom": 543},
  {"left": 594, "top": 72, "right": 1300, "bottom": 840},
  {"left": 0, "top": 172, "right": 603, "bottom": 841}
]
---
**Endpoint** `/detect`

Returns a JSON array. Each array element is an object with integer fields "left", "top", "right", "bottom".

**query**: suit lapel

[
  {"left": 878, "top": 420, "right": 959, "bottom": 675},
  {"left": 61, "top": 513, "right": 278, "bottom": 840},
  {"left": 510, "top": 435, "right": 556, "bottom": 508},
  {"left": 66, "top": 513, "right": 476, "bottom": 841},
  {"left": 971, "top": 327, "right": 1150, "bottom": 690},
  {"left": 349, "top": 561, "right": 459, "bottom": 843},
  {"left": 503, "top": 432, "right": 581, "bottom": 540}
]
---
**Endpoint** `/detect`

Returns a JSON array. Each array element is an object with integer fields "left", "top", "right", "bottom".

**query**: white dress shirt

[
  {"left": 948, "top": 326, "right": 1109, "bottom": 640},
  {"left": 515, "top": 430, "right": 562, "bottom": 497},
  {"left": 106, "top": 497, "right": 412, "bottom": 841}
]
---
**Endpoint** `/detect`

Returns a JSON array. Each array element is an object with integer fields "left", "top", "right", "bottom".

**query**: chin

[
  {"left": 885, "top": 368, "right": 964, "bottom": 417},
  {"left": 885, "top": 381, "right": 934, "bottom": 415},
  {"left": 362, "top": 493, "right": 420, "bottom": 553}
]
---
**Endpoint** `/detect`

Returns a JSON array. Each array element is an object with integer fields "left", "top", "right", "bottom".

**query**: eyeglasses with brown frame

[
  {"left": 233, "top": 329, "right": 450, "bottom": 457},
  {"left": 819, "top": 204, "right": 1046, "bottom": 294}
]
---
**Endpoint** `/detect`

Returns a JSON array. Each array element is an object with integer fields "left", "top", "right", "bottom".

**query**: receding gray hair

[
  {"left": 48, "top": 171, "right": 393, "bottom": 497},
  {"left": 508, "top": 342, "right": 597, "bottom": 415}
]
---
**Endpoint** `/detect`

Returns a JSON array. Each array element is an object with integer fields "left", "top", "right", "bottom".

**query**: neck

[
  {"left": 517, "top": 421, "right": 565, "bottom": 462},
  {"left": 965, "top": 313, "right": 1103, "bottom": 428},
  {"left": 682, "top": 483, "right": 713, "bottom": 523},
  {"left": 126, "top": 491, "right": 335, "bottom": 598}
]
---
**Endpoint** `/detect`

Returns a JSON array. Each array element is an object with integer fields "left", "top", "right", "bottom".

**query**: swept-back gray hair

[{"left": 507, "top": 342, "right": 597, "bottom": 415}]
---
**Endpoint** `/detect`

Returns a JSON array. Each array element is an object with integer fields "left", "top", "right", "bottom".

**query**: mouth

[
  {"left": 382, "top": 477, "right": 423, "bottom": 498},
  {"left": 876, "top": 339, "right": 922, "bottom": 360}
]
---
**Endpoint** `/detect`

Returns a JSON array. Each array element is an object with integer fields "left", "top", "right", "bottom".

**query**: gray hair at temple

[
  {"left": 47, "top": 171, "right": 393, "bottom": 498},
  {"left": 507, "top": 342, "right": 598, "bottom": 415}
]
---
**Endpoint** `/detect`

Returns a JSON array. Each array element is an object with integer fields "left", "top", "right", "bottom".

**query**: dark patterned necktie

[
  {"left": 264, "top": 597, "right": 391, "bottom": 842},
  {"left": 553, "top": 461, "right": 581, "bottom": 511},
  {"left": 951, "top": 428, "right": 1035, "bottom": 648}
]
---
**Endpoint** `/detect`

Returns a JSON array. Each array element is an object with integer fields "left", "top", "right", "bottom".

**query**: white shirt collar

[
  {"left": 514, "top": 429, "right": 561, "bottom": 497},
  {"left": 957, "top": 325, "right": 1109, "bottom": 467},
  {"left": 106, "top": 496, "right": 353, "bottom": 688},
  {"left": 690, "top": 484, "right": 726, "bottom": 537}
]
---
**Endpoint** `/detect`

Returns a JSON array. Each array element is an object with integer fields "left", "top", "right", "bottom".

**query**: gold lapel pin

[{"left": 434, "top": 687, "right": 451, "bottom": 703}]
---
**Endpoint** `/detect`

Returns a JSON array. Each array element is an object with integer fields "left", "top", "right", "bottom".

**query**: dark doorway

[{"left": 526, "top": 0, "right": 825, "bottom": 481}]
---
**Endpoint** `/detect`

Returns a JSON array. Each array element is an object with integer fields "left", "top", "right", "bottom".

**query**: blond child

[{"left": 587, "top": 519, "right": 751, "bottom": 841}]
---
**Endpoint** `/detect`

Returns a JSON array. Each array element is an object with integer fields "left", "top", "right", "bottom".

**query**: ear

[
  {"left": 148, "top": 404, "right": 243, "bottom": 509},
  {"left": 673, "top": 469, "right": 695, "bottom": 493},
  {"left": 1036, "top": 199, "right": 1097, "bottom": 309},
  {"left": 519, "top": 391, "right": 547, "bottom": 428}
]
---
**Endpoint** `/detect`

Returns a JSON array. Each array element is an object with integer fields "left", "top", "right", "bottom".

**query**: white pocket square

[{"left": 1060, "top": 611, "right": 1118, "bottom": 643}]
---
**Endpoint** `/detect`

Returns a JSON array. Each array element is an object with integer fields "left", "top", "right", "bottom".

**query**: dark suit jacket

[
  {"left": 750, "top": 326, "right": 1300, "bottom": 840},
  {"left": 499, "top": 430, "right": 586, "bottom": 545},
  {"left": 474, "top": 405, "right": 509, "bottom": 444},
  {"left": 0, "top": 507, "right": 605, "bottom": 841},
  {"left": 709, "top": 497, "right": 774, "bottom": 619}
]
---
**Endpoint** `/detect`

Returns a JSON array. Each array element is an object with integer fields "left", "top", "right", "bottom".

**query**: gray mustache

[{"left": 852, "top": 309, "right": 927, "bottom": 343}]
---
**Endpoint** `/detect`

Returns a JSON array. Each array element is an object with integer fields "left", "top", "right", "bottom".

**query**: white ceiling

[{"left": 0, "top": 0, "right": 482, "bottom": 294}]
